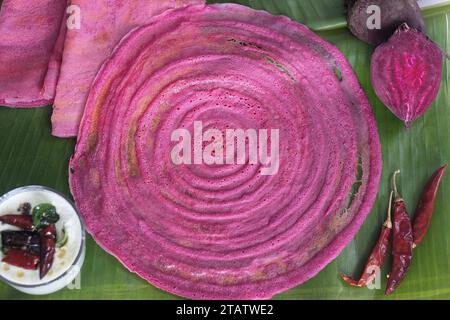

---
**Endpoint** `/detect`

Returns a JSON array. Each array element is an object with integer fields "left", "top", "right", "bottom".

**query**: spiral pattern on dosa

[{"left": 70, "top": 4, "right": 382, "bottom": 299}]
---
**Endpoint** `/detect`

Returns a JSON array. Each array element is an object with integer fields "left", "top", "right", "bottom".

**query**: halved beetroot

[{"left": 371, "top": 25, "right": 444, "bottom": 127}]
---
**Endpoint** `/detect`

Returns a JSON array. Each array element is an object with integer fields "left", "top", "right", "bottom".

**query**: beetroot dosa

[
  {"left": 51, "top": 0, "right": 205, "bottom": 138},
  {"left": 70, "top": 4, "right": 382, "bottom": 299},
  {"left": 0, "top": 0, "right": 67, "bottom": 107}
]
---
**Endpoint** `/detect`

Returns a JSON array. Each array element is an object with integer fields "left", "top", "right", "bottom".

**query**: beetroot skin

[
  {"left": 348, "top": 0, "right": 425, "bottom": 46},
  {"left": 371, "top": 26, "right": 444, "bottom": 127}
]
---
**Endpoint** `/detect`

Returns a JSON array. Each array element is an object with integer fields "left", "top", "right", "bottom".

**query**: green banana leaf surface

[{"left": 0, "top": 0, "right": 449, "bottom": 299}]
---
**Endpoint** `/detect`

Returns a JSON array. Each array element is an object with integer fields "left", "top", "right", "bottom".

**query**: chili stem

[
  {"left": 392, "top": 170, "right": 401, "bottom": 200},
  {"left": 384, "top": 191, "right": 393, "bottom": 229}
]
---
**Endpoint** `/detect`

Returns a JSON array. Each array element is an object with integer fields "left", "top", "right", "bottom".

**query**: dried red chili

[
  {"left": 2, "top": 248, "right": 40, "bottom": 270},
  {"left": 39, "top": 224, "right": 57, "bottom": 279},
  {"left": 0, "top": 214, "right": 33, "bottom": 230},
  {"left": 385, "top": 170, "right": 414, "bottom": 296},
  {"left": 412, "top": 164, "right": 447, "bottom": 247},
  {"left": 341, "top": 191, "right": 393, "bottom": 287},
  {"left": 1, "top": 230, "right": 40, "bottom": 255}
]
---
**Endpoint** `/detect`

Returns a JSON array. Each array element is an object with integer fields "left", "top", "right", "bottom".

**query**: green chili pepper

[{"left": 32, "top": 203, "right": 60, "bottom": 229}]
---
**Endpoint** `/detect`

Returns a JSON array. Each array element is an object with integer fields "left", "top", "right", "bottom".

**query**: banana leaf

[{"left": 0, "top": 0, "right": 449, "bottom": 299}]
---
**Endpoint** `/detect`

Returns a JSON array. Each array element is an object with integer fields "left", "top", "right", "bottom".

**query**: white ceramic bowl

[{"left": 0, "top": 186, "right": 85, "bottom": 295}]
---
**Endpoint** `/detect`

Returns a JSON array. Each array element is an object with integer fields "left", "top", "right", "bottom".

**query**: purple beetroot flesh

[{"left": 371, "top": 25, "right": 444, "bottom": 127}]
